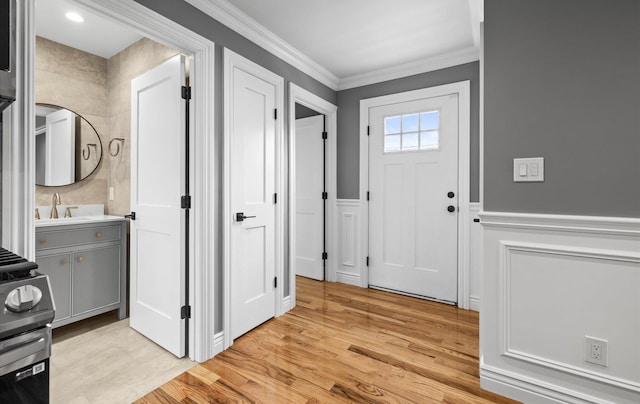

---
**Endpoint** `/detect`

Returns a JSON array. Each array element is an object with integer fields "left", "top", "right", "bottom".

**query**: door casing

[
  {"left": 223, "top": 48, "right": 285, "bottom": 349},
  {"left": 288, "top": 83, "right": 338, "bottom": 309},
  {"left": 14, "top": 0, "right": 217, "bottom": 362},
  {"left": 359, "top": 81, "right": 472, "bottom": 309}
]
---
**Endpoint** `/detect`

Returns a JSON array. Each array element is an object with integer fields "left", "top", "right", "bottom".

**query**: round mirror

[{"left": 35, "top": 104, "right": 103, "bottom": 187}]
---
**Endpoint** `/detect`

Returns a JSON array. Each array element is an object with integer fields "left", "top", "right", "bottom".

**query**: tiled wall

[{"left": 35, "top": 37, "right": 178, "bottom": 215}]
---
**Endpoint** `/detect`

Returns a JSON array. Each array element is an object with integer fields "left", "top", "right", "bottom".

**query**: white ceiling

[
  {"left": 35, "top": 0, "right": 142, "bottom": 59},
  {"left": 226, "top": 0, "right": 479, "bottom": 80},
  {"left": 34, "top": 0, "right": 482, "bottom": 89}
]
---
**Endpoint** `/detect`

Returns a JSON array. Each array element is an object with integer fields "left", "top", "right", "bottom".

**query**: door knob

[
  {"left": 447, "top": 191, "right": 455, "bottom": 198},
  {"left": 124, "top": 212, "right": 136, "bottom": 220},
  {"left": 235, "top": 212, "right": 256, "bottom": 222},
  {"left": 447, "top": 205, "right": 456, "bottom": 213}
]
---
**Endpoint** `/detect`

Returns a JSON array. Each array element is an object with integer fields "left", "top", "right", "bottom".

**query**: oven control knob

[{"left": 5, "top": 285, "right": 43, "bottom": 313}]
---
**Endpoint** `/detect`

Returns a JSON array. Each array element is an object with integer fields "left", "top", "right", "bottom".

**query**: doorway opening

[
  {"left": 9, "top": 0, "right": 216, "bottom": 372},
  {"left": 288, "top": 83, "right": 338, "bottom": 308},
  {"left": 293, "top": 103, "right": 326, "bottom": 281}
]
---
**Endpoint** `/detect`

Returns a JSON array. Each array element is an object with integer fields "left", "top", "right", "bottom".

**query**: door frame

[
  {"left": 358, "top": 81, "right": 472, "bottom": 309},
  {"left": 11, "top": 0, "right": 217, "bottom": 362},
  {"left": 288, "top": 84, "right": 338, "bottom": 308},
  {"left": 223, "top": 48, "right": 285, "bottom": 349}
]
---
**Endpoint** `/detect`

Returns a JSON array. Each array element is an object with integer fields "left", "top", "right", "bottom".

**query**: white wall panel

[
  {"left": 481, "top": 211, "right": 640, "bottom": 404},
  {"left": 336, "top": 200, "right": 361, "bottom": 286}
]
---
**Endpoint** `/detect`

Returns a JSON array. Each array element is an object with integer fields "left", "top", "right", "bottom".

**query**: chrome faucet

[{"left": 50, "top": 193, "right": 61, "bottom": 219}]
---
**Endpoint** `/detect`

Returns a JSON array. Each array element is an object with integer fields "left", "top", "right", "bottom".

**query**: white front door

[
  {"left": 295, "top": 115, "right": 325, "bottom": 281},
  {"left": 368, "top": 93, "right": 459, "bottom": 303},
  {"left": 229, "top": 62, "right": 280, "bottom": 340},
  {"left": 130, "top": 55, "right": 186, "bottom": 357}
]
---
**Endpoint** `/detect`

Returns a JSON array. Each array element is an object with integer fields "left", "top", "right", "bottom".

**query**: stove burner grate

[{"left": 0, "top": 247, "right": 39, "bottom": 281}]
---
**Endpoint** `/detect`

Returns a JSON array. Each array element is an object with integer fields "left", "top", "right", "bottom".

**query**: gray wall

[
  {"left": 295, "top": 103, "right": 321, "bottom": 119},
  {"left": 336, "top": 62, "right": 480, "bottom": 200},
  {"left": 484, "top": 0, "right": 640, "bottom": 217}
]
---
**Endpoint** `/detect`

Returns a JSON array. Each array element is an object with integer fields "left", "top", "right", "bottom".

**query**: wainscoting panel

[
  {"left": 480, "top": 212, "right": 640, "bottom": 404},
  {"left": 335, "top": 200, "right": 362, "bottom": 286}
]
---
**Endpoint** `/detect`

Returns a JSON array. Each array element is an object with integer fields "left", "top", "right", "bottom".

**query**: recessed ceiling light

[{"left": 65, "top": 12, "right": 84, "bottom": 23}]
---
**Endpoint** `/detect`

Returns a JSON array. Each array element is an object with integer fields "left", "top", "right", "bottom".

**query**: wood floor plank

[{"left": 136, "top": 277, "right": 520, "bottom": 404}]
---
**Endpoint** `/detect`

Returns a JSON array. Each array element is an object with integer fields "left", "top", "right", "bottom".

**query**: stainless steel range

[{"left": 0, "top": 247, "right": 55, "bottom": 403}]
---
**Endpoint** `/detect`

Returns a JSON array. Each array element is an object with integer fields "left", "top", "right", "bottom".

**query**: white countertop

[{"left": 35, "top": 214, "right": 126, "bottom": 228}]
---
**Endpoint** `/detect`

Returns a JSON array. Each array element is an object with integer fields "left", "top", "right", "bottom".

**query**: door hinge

[
  {"left": 366, "top": 256, "right": 369, "bottom": 267},
  {"left": 322, "top": 191, "right": 328, "bottom": 200},
  {"left": 322, "top": 131, "right": 328, "bottom": 140},
  {"left": 366, "top": 191, "right": 370, "bottom": 201},
  {"left": 322, "top": 252, "right": 328, "bottom": 260},
  {"left": 181, "top": 305, "right": 191, "bottom": 319},
  {"left": 181, "top": 195, "right": 191, "bottom": 209},
  {"left": 181, "top": 86, "right": 191, "bottom": 100},
  {"left": 274, "top": 277, "right": 278, "bottom": 288},
  {"left": 367, "top": 126, "right": 370, "bottom": 136},
  {"left": 274, "top": 108, "right": 278, "bottom": 120},
  {"left": 274, "top": 193, "right": 278, "bottom": 204}
]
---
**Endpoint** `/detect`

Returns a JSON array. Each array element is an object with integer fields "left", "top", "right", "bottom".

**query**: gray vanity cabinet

[
  {"left": 35, "top": 219, "right": 127, "bottom": 328},
  {"left": 35, "top": 252, "right": 72, "bottom": 322}
]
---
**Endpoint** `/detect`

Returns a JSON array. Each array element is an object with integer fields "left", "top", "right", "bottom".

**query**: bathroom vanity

[{"left": 35, "top": 215, "right": 127, "bottom": 328}]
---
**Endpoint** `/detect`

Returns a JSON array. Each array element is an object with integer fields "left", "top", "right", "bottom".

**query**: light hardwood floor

[{"left": 136, "top": 277, "right": 520, "bottom": 403}]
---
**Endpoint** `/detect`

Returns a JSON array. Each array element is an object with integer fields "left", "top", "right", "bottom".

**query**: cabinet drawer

[{"left": 36, "top": 225, "right": 121, "bottom": 250}]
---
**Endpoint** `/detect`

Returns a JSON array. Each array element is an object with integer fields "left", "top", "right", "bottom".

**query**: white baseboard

[
  {"left": 213, "top": 331, "right": 224, "bottom": 355},
  {"left": 335, "top": 271, "right": 361, "bottom": 287},
  {"left": 282, "top": 295, "right": 292, "bottom": 312},
  {"left": 469, "top": 295, "right": 481, "bottom": 312}
]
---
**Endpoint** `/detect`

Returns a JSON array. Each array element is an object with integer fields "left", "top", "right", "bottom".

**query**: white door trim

[
  {"left": 359, "top": 81, "right": 471, "bottom": 309},
  {"left": 16, "top": 0, "right": 217, "bottom": 362},
  {"left": 223, "top": 48, "right": 285, "bottom": 349},
  {"left": 288, "top": 83, "right": 338, "bottom": 307}
]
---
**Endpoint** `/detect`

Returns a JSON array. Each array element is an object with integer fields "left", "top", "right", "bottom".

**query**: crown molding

[
  {"left": 337, "top": 46, "right": 479, "bottom": 91},
  {"left": 185, "top": 0, "right": 339, "bottom": 90},
  {"left": 186, "top": 0, "right": 480, "bottom": 92}
]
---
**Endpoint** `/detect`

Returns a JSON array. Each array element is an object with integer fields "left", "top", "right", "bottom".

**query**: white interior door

[
  {"left": 45, "top": 108, "right": 75, "bottom": 186},
  {"left": 368, "top": 93, "right": 459, "bottom": 303},
  {"left": 230, "top": 64, "right": 279, "bottom": 340},
  {"left": 130, "top": 55, "right": 186, "bottom": 357},
  {"left": 295, "top": 115, "right": 325, "bottom": 281}
]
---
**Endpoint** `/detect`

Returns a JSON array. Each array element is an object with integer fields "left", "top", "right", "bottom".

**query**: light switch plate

[{"left": 513, "top": 157, "right": 544, "bottom": 182}]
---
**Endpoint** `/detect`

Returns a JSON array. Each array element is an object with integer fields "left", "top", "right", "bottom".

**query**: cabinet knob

[
  {"left": 96, "top": 232, "right": 102, "bottom": 238},
  {"left": 40, "top": 239, "right": 46, "bottom": 245},
  {"left": 78, "top": 256, "right": 85, "bottom": 262}
]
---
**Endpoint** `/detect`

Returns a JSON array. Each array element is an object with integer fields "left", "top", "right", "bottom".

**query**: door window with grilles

[{"left": 384, "top": 111, "right": 439, "bottom": 152}]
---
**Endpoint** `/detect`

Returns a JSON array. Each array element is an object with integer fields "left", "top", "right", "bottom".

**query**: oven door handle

[{"left": 0, "top": 329, "right": 50, "bottom": 373}]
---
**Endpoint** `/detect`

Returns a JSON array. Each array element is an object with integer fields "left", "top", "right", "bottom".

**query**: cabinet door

[
  {"left": 36, "top": 253, "right": 72, "bottom": 323},
  {"left": 72, "top": 245, "right": 120, "bottom": 316}
]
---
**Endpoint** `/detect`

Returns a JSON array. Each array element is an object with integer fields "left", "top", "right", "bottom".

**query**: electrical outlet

[{"left": 585, "top": 336, "right": 608, "bottom": 366}]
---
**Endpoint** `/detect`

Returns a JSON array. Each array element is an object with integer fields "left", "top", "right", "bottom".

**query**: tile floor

[{"left": 50, "top": 311, "right": 195, "bottom": 404}]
